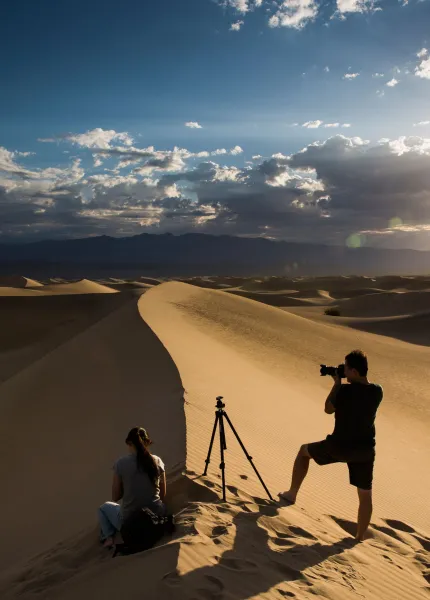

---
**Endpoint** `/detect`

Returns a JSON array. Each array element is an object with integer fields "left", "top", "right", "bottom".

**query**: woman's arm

[
  {"left": 159, "top": 472, "right": 167, "bottom": 502},
  {"left": 112, "top": 472, "right": 123, "bottom": 503}
]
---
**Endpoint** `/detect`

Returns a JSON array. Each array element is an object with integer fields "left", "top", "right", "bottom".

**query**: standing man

[{"left": 280, "top": 350, "right": 383, "bottom": 541}]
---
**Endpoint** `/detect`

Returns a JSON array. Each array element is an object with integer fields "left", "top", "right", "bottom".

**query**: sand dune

[
  {"left": 40, "top": 279, "right": 119, "bottom": 295},
  {"left": 0, "top": 293, "right": 127, "bottom": 383},
  {"left": 0, "top": 275, "right": 43, "bottom": 288},
  {"left": 138, "top": 282, "right": 430, "bottom": 598},
  {"left": 225, "top": 287, "right": 332, "bottom": 307},
  {"left": 336, "top": 289, "right": 430, "bottom": 317},
  {"left": 0, "top": 295, "right": 186, "bottom": 575},
  {"left": 139, "top": 277, "right": 163, "bottom": 286},
  {"left": 0, "top": 279, "right": 118, "bottom": 297},
  {"left": 0, "top": 278, "right": 429, "bottom": 600},
  {"left": 341, "top": 312, "right": 430, "bottom": 347},
  {"left": 0, "top": 286, "right": 45, "bottom": 296},
  {"left": 328, "top": 287, "right": 386, "bottom": 299}
]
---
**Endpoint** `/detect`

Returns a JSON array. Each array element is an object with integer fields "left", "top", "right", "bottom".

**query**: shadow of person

[{"left": 158, "top": 506, "right": 358, "bottom": 599}]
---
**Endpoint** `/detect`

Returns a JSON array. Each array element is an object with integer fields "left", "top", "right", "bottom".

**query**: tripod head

[{"left": 216, "top": 396, "right": 225, "bottom": 410}]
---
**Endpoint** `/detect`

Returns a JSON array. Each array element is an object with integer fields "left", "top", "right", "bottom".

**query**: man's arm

[{"left": 325, "top": 379, "right": 342, "bottom": 414}]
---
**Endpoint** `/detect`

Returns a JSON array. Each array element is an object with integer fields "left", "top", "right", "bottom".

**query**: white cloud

[
  {"left": 38, "top": 128, "right": 134, "bottom": 150},
  {"left": 0, "top": 147, "right": 30, "bottom": 176},
  {"left": 230, "top": 20, "right": 244, "bottom": 30},
  {"left": 252, "top": 155, "right": 263, "bottom": 160},
  {"left": 413, "top": 121, "right": 430, "bottom": 127},
  {"left": 93, "top": 155, "right": 104, "bottom": 168},
  {"left": 342, "top": 123, "right": 352, "bottom": 128},
  {"left": 68, "top": 128, "right": 133, "bottom": 149},
  {"left": 372, "top": 73, "right": 384, "bottom": 78},
  {"left": 336, "top": 0, "right": 376, "bottom": 13},
  {"left": 324, "top": 66, "right": 330, "bottom": 73},
  {"left": 226, "top": 0, "right": 250, "bottom": 12},
  {"left": 268, "top": 0, "right": 318, "bottom": 30},
  {"left": 302, "top": 120, "right": 323, "bottom": 128},
  {"left": 324, "top": 123, "right": 340, "bottom": 128},
  {"left": 185, "top": 121, "right": 203, "bottom": 129},
  {"left": 376, "top": 90, "right": 385, "bottom": 97},
  {"left": 415, "top": 57, "right": 430, "bottom": 80},
  {"left": 343, "top": 73, "right": 360, "bottom": 79},
  {"left": 230, "top": 145, "right": 244, "bottom": 155},
  {"left": 386, "top": 78, "right": 399, "bottom": 87},
  {"left": 417, "top": 48, "right": 428, "bottom": 59}
]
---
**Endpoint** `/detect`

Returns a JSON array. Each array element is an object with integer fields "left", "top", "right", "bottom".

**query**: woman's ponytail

[{"left": 125, "top": 427, "right": 160, "bottom": 485}]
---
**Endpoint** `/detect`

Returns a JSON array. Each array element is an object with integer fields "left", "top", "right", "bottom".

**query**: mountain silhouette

[{"left": 1, "top": 233, "right": 429, "bottom": 277}]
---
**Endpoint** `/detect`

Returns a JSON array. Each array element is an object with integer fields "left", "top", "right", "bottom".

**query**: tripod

[{"left": 203, "top": 396, "right": 273, "bottom": 502}]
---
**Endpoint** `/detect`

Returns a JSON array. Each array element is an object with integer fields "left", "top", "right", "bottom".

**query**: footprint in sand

[
  {"left": 273, "top": 561, "right": 303, "bottom": 581},
  {"left": 240, "top": 474, "right": 248, "bottom": 480},
  {"left": 384, "top": 519, "right": 416, "bottom": 534},
  {"left": 289, "top": 526, "right": 317, "bottom": 540},
  {"left": 192, "top": 575, "right": 225, "bottom": 600},
  {"left": 277, "top": 591, "right": 296, "bottom": 597},
  {"left": 162, "top": 570, "right": 181, "bottom": 586},
  {"left": 413, "top": 535, "right": 430, "bottom": 552},
  {"left": 204, "top": 480, "right": 216, "bottom": 489},
  {"left": 272, "top": 537, "right": 293, "bottom": 547},
  {"left": 226, "top": 485, "right": 241, "bottom": 497},
  {"left": 218, "top": 557, "right": 258, "bottom": 572},
  {"left": 211, "top": 525, "right": 230, "bottom": 538}
]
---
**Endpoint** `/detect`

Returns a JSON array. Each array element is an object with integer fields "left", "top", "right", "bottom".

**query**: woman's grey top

[{"left": 113, "top": 453, "right": 165, "bottom": 520}]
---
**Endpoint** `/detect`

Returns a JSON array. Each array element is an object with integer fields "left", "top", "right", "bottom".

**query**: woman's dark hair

[
  {"left": 125, "top": 427, "right": 160, "bottom": 486},
  {"left": 345, "top": 349, "right": 368, "bottom": 376}
]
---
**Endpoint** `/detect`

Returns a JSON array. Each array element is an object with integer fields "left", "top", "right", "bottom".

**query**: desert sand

[{"left": 0, "top": 275, "right": 429, "bottom": 599}]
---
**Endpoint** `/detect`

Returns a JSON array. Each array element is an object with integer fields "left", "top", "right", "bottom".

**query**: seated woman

[{"left": 98, "top": 426, "right": 166, "bottom": 548}]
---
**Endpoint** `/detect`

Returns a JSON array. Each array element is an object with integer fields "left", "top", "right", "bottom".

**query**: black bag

[{"left": 113, "top": 508, "right": 175, "bottom": 557}]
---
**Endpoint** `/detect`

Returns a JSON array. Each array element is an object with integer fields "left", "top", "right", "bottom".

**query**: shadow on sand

[{"left": 158, "top": 501, "right": 358, "bottom": 600}]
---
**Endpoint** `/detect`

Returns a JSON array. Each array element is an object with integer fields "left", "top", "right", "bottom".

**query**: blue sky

[{"left": 1, "top": 0, "right": 430, "bottom": 249}]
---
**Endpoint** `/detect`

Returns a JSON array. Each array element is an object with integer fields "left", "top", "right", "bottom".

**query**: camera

[{"left": 320, "top": 363, "right": 345, "bottom": 378}]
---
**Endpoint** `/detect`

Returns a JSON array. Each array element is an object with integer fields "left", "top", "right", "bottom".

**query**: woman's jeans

[
  {"left": 98, "top": 502, "right": 121, "bottom": 540},
  {"left": 98, "top": 500, "right": 166, "bottom": 541}
]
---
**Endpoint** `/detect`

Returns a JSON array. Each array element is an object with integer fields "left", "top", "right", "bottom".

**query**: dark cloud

[{"left": 2, "top": 135, "right": 430, "bottom": 249}]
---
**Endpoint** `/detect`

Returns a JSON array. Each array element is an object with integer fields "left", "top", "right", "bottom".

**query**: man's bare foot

[
  {"left": 278, "top": 491, "right": 297, "bottom": 504},
  {"left": 103, "top": 537, "right": 114, "bottom": 549}
]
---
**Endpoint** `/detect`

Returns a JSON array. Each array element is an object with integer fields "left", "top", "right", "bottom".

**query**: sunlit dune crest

[{"left": 0, "top": 275, "right": 429, "bottom": 600}]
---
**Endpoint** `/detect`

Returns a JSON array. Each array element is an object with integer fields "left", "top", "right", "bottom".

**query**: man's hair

[{"left": 345, "top": 349, "right": 368, "bottom": 376}]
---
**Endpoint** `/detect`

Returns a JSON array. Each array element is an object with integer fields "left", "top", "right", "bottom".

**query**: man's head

[{"left": 344, "top": 350, "right": 368, "bottom": 383}]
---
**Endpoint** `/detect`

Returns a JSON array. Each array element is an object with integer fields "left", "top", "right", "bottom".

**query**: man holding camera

[{"left": 280, "top": 350, "right": 383, "bottom": 541}]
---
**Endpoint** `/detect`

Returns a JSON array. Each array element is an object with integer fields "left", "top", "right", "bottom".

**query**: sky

[{"left": 1, "top": 0, "right": 430, "bottom": 250}]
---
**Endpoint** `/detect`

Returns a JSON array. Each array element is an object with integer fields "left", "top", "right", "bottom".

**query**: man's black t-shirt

[{"left": 327, "top": 382, "right": 383, "bottom": 450}]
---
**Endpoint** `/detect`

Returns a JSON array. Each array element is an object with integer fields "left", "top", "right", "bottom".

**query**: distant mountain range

[{"left": 0, "top": 233, "right": 429, "bottom": 277}]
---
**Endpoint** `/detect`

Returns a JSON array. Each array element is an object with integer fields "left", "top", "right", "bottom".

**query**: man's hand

[
  {"left": 331, "top": 374, "right": 342, "bottom": 386},
  {"left": 325, "top": 378, "right": 342, "bottom": 414}
]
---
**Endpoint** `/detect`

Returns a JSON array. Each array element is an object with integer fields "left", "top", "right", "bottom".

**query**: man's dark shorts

[{"left": 307, "top": 438, "right": 375, "bottom": 490}]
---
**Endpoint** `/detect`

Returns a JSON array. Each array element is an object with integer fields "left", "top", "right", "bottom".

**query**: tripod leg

[
  {"left": 223, "top": 412, "right": 274, "bottom": 501},
  {"left": 219, "top": 413, "right": 227, "bottom": 502},
  {"left": 203, "top": 413, "right": 219, "bottom": 476}
]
